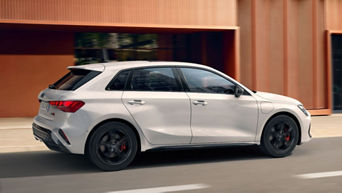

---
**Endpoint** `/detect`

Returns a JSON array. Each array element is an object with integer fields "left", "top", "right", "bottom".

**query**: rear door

[{"left": 122, "top": 67, "right": 191, "bottom": 145}]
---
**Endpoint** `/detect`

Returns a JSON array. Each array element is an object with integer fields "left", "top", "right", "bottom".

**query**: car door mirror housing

[{"left": 234, "top": 86, "right": 244, "bottom": 98}]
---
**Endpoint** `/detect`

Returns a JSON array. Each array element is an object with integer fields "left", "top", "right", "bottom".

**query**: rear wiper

[{"left": 48, "top": 84, "right": 56, "bottom": 89}]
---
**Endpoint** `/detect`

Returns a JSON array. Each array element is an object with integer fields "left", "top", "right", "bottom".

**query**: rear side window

[
  {"left": 128, "top": 67, "right": 181, "bottom": 92},
  {"left": 50, "top": 69, "right": 101, "bottom": 91},
  {"left": 106, "top": 70, "right": 130, "bottom": 90}
]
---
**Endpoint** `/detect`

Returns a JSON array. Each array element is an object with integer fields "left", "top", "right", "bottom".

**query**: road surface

[{"left": 1, "top": 137, "right": 342, "bottom": 193}]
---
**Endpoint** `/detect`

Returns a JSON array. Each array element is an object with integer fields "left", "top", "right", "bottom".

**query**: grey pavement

[
  {"left": 0, "top": 118, "right": 47, "bottom": 153},
  {"left": 310, "top": 114, "right": 342, "bottom": 138}
]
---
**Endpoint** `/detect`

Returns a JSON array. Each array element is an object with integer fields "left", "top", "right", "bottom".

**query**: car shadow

[
  {"left": 0, "top": 145, "right": 267, "bottom": 178},
  {"left": 131, "top": 145, "right": 266, "bottom": 169}
]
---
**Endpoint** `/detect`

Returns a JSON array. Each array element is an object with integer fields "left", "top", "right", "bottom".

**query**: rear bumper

[
  {"left": 32, "top": 123, "right": 70, "bottom": 153},
  {"left": 33, "top": 115, "right": 89, "bottom": 154}
]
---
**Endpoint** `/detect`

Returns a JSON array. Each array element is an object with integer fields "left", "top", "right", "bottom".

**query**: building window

[
  {"left": 74, "top": 33, "right": 158, "bottom": 65},
  {"left": 74, "top": 32, "right": 225, "bottom": 72}
]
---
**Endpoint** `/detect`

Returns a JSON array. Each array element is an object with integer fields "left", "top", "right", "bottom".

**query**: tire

[
  {"left": 260, "top": 115, "right": 299, "bottom": 158},
  {"left": 87, "top": 122, "right": 138, "bottom": 171}
]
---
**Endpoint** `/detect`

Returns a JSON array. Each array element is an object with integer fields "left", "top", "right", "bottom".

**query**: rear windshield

[{"left": 49, "top": 69, "right": 101, "bottom": 90}]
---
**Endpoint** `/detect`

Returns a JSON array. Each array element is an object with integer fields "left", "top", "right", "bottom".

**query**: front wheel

[
  {"left": 87, "top": 122, "right": 138, "bottom": 171},
  {"left": 260, "top": 115, "right": 299, "bottom": 158}
]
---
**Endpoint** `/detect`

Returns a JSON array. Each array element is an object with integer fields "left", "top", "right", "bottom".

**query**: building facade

[{"left": 0, "top": 0, "right": 341, "bottom": 117}]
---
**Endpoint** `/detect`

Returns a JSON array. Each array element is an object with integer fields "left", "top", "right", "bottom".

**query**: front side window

[
  {"left": 128, "top": 67, "right": 180, "bottom": 92},
  {"left": 180, "top": 68, "right": 235, "bottom": 94}
]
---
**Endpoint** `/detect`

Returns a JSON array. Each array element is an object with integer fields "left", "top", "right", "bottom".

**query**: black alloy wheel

[
  {"left": 87, "top": 122, "right": 138, "bottom": 171},
  {"left": 260, "top": 115, "right": 299, "bottom": 157}
]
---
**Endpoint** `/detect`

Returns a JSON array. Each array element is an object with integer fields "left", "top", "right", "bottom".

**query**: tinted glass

[
  {"left": 129, "top": 68, "right": 180, "bottom": 91},
  {"left": 180, "top": 68, "right": 235, "bottom": 94},
  {"left": 107, "top": 70, "right": 130, "bottom": 90},
  {"left": 51, "top": 69, "right": 101, "bottom": 91}
]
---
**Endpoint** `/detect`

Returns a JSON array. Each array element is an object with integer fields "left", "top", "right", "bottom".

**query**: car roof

[{"left": 68, "top": 61, "right": 211, "bottom": 72}]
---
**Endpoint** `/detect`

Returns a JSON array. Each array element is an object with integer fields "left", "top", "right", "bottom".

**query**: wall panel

[
  {"left": 316, "top": 0, "right": 326, "bottom": 109},
  {"left": 325, "top": 0, "right": 342, "bottom": 31},
  {"left": 238, "top": 0, "right": 328, "bottom": 112},
  {"left": 252, "top": 0, "right": 284, "bottom": 94},
  {"left": 0, "top": 31, "right": 73, "bottom": 117},
  {"left": 287, "top": 0, "right": 299, "bottom": 100},
  {"left": 237, "top": 0, "right": 252, "bottom": 88},
  {"left": 0, "top": 0, "right": 237, "bottom": 29},
  {"left": 268, "top": 0, "right": 284, "bottom": 95},
  {"left": 298, "top": 0, "right": 314, "bottom": 109}
]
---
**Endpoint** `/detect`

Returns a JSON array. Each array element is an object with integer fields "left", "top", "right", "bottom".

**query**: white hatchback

[{"left": 33, "top": 61, "right": 311, "bottom": 170}]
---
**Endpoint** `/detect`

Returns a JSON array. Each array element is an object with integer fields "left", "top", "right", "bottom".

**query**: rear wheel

[
  {"left": 87, "top": 122, "right": 138, "bottom": 171},
  {"left": 260, "top": 115, "right": 299, "bottom": 157}
]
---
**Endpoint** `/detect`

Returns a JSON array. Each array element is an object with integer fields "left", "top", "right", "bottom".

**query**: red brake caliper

[
  {"left": 284, "top": 127, "right": 290, "bottom": 141},
  {"left": 120, "top": 143, "right": 126, "bottom": 151},
  {"left": 285, "top": 136, "right": 290, "bottom": 141}
]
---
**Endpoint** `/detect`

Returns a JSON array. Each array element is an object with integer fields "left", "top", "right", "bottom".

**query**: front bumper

[
  {"left": 32, "top": 123, "right": 70, "bottom": 153},
  {"left": 299, "top": 114, "right": 312, "bottom": 144}
]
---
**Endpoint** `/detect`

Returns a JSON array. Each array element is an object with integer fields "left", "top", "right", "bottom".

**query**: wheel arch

[
  {"left": 261, "top": 112, "right": 302, "bottom": 145},
  {"left": 84, "top": 118, "right": 142, "bottom": 155}
]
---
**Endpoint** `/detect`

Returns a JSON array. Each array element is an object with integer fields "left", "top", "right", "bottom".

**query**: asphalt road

[{"left": 1, "top": 137, "right": 342, "bottom": 193}]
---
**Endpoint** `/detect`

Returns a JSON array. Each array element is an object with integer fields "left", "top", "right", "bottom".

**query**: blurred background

[
  {"left": 0, "top": 0, "right": 341, "bottom": 117},
  {"left": 74, "top": 32, "right": 224, "bottom": 67},
  {"left": 1, "top": 1, "right": 342, "bottom": 193}
]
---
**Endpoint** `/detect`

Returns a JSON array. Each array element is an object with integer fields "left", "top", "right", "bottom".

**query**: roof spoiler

[{"left": 68, "top": 63, "right": 105, "bottom": 72}]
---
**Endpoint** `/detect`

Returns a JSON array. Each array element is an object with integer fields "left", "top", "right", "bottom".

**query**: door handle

[
  {"left": 193, "top": 100, "right": 208, "bottom": 106},
  {"left": 128, "top": 99, "right": 146, "bottom": 105}
]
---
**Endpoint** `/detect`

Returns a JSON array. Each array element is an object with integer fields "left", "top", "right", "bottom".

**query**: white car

[{"left": 33, "top": 61, "right": 311, "bottom": 170}]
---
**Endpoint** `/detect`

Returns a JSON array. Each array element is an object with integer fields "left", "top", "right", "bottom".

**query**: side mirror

[{"left": 234, "top": 86, "right": 244, "bottom": 98}]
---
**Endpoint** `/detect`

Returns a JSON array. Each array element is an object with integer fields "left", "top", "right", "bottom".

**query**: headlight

[{"left": 298, "top": 104, "right": 309, "bottom": 116}]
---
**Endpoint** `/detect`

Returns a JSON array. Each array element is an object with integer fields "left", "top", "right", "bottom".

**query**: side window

[
  {"left": 106, "top": 70, "right": 130, "bottom": 90},
  {"left": 180, "top": 68, "right": 235, "bottom": 94},
  {"left": 129, "top": 67, "right": 181, "bottom": 92}
]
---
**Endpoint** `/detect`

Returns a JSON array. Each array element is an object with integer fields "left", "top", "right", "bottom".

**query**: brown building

[{"left": 0, "top": 0, "right": 341, "bottom": 117}]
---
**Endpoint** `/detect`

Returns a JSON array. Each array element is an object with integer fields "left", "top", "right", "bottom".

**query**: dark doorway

[
  {"left": 332, "top": 35, "right": 342, "bottom": 110},
  {"left": 74, "top": 32, "right": 225, "bottom": 72}
]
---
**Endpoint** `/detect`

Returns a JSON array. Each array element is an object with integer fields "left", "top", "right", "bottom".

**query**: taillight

[{"left": 49, "top": 101, "right": 84, "bottom": 113}]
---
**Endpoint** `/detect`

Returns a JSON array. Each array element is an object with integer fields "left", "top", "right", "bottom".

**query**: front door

[
  {"left": 179, "top": 67, "right": 258, "bottom": 144},
  {"left": 122, "top": 67, "right": 191, "bottom": 145}
]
